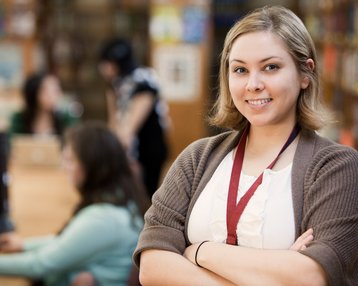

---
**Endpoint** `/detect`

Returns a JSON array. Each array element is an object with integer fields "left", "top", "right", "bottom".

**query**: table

[{"left": 0, "top": 163, "right": 79, "bottom": 285}]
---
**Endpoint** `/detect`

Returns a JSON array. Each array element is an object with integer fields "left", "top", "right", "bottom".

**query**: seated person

[
  {"left": 9, "top": 71, "right": 79, "bottom": 136},
  {"left": 0, "top": 121, "right": 148, "bottom": 286},
  {"left": 5, "top": 72, "right": 80, "bottom": 232}
]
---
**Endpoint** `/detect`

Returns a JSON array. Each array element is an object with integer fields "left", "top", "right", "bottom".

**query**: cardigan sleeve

[
  {"left": 132, "top": 131, "right": 239, "bottom": 267},
  {"left": 0, "top": 205, "right": 127, "bottom": 278},
  {"left": 132, "top": 146, "right": 195, "bottom": 266},
  {"left": 132, "top": 131, "right": 228, "bottom": 267},
  {"left": 133, "top": 131, "right": 239, "bottom": 266},
  {"left": 299, "top": 144, "right": 358, "bottom": 286}
]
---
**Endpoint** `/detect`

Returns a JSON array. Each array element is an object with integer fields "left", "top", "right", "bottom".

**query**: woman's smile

[{"left": 246, "top": 98, "right": 273, "bottom": 107}]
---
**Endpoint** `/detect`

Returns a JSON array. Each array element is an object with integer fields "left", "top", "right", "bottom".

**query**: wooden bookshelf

[
  {"left": 149, "top": 0, "right": 212, "bottom": 159},
  {"left": 300, "top": 0, "right": 358, "bottom": 148},
  {"left": 0, "top": 0, "right": 37, "bottom": 131},
  {"left": 37, "top": 1, "right": 150, "bottom": 121}
]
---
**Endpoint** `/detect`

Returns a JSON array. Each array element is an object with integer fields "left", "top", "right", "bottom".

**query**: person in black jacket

[
  {"left": 0, "top": 132, "right": 14, "bottom": 234},
  {"left": 98, "top": 38, "right": 169, "bottom": 197}
]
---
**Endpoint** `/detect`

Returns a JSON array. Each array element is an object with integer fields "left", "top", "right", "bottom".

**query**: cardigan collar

[{"left": 185, "top": 128, "right": 319, "bottom": 243}]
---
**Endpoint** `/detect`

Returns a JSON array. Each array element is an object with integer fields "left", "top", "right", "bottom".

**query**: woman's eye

[
  {"left": 265, "top": 64, "right": 279, "bottom": 71},
  {"left": 234, "top": 67, "right": 247, "bottom": 74}
]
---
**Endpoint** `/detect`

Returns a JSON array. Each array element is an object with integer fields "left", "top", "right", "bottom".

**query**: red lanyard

[{"left": 226, "top": 124, "right": 300, "bottom": 245}]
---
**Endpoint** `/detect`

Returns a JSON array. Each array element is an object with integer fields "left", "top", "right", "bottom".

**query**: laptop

[{"left": 10, "top": 135, "right": 62, "bottom": 168}]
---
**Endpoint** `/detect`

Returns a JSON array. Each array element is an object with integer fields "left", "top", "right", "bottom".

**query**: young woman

[
  {"left": 134, "top": 6, "right": 358, "bottom": 286},
  {"left": 98, "top": 39, "right": 168, "bottom": 197},
  {"left": 10, "top": 71, "right": 79, "bottom": 136},
  {"left": 0, "top": 121, "right": 148, "bottom": 286}
]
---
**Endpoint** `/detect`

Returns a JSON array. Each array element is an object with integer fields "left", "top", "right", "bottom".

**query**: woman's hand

[
  {"left": 290, "top": 228, "right": 314, "bottom": 251},
  {"left": 184, "top": 228, "right": 314, "bottom": 267},
  {"left": 0, "top": 232, "right": 24, "bottom": 253}
]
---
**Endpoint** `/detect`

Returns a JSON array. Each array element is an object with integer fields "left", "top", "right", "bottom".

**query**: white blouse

[{"left": 188, "top": 150, "right": 295, "bottom": 249}]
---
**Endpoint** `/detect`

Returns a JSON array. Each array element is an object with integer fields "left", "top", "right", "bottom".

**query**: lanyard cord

[{"left": 226, "top": 124, "right": 301, "bottom": 245}]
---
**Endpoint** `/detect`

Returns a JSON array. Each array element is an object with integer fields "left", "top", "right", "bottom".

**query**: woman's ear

[{"left": 301, "top": 58, "right": 315, "bottom": 89}]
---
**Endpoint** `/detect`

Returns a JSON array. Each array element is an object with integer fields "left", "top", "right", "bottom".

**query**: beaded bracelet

[{"left": 195, "top": 240, "right": 209, "bottom": 268}]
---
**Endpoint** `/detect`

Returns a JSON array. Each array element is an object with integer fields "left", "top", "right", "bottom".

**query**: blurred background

[
  {"left": 0, "top": 0, "right": 357, "bottom": 284},
  {"left": 0, "top": 0, "right": 357, "bottom": 158}
]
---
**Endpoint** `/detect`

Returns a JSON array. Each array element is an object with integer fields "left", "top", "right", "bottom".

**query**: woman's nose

[{"left": 246, "top": 72, "right": 264, "bottom": 92}]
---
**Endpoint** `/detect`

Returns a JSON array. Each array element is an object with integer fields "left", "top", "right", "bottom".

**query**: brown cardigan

[{"left": 134, "top": 129, "right": 358, "bottom": 286}]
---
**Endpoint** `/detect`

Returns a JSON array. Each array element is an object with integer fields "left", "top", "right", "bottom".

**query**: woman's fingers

[
  {"left": 0, "top": 235, "right": 11, "bottom": 252},
  {"left": 290, "top": 228, "right": 314, "bottom": 251},
  {"left": 0, "top": 232, "right": 23, "bottom": 253},
  {"left": 0, "top": 233, "right": 11, "bottom": 245}
]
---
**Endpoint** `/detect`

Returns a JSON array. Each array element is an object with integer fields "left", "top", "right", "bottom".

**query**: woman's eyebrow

[{"left": 229, "top": 56, "right": 283, "bottom": 64}]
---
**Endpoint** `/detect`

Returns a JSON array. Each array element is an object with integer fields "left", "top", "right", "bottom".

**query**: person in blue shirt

[{"left": 0, "top": 121, "right": 148, "bottom": 286}]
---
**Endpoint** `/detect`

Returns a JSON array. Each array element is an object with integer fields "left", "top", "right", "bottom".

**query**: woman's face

[
  {"left": 98, "top": 61, "right": 119, "bottom": 82},
  {"left": 228, "top": 31, "right": 309, "bottom": 128},
  {"left": 62, "top": 144, "right": 85, "bottom": 189},
  {"left": 38, "top": 76, "right": 61, "bottom": 112}
]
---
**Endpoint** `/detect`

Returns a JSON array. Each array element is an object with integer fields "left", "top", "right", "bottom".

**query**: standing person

[
  {"left": 9, "top": 71, "right": 79, "bottom": 136},
  {"left": 0, "top": 121, "right": 148, "bottom": 286},
  {"left": 98, "top": 38, "right": 168, "bottom": 197},
  {"left": 134, "top": 6, "right": 358, "bottom": 286},
  {"left": 0, "top": 132, "right": 14, "bottom": 233}
]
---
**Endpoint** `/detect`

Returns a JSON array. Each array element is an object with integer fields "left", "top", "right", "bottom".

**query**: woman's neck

[
  {"left": 32, "top": 110, "right": 55, "bottom": 135},
  {"left": 246, "top": 122, "right": 297, "bottom": 154},
  {"left": 242, "top": 122, "right": 299, "bottom": 176}
]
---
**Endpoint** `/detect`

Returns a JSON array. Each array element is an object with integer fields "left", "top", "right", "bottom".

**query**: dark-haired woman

[
  {"left": 0, "top": 121, "right": 147, "bottom": 286},
  {"left": 10, "top": 72, "right": 79, "bottom": 136},
  {"left": 98, "top": 39, "right": 168, "bottom": 197}
]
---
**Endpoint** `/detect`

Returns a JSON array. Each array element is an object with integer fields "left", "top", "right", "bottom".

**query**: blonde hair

[{"left": 209, "top": 6, "right": 329, "bottom": 131}]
